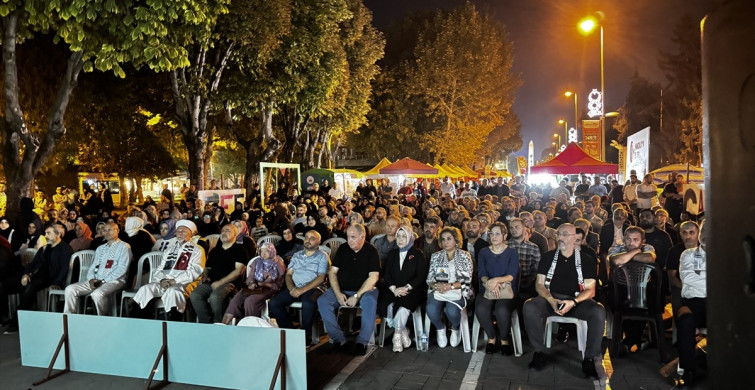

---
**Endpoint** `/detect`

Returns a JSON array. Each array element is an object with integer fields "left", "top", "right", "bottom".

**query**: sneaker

[
  {"left": 392, "top": 333, "right": 403, "bottom": 353},
  {"left": 500, "top": 342, "right": 514, "bottom": 356},
  {"left": 528, "top": 351, "right": 548, "bottom": 371},
  {"left": 437, "top": 328, "right": 448, "bottom": 348},
  {"left": 353, "top": 343, "right": 368, "bottom": 356},
  {"left": 449, "top": 329, "right": 460, "bottom": 347},
  {"left": 485, "top": 341, "right": 500, "bottom": 354},
  {"left": 3, "top": 325, "right": 18, "bottom": 335},
  {"left": 400, "top": 328, "right": 412, "bottom": 348},
  {"left": 582, "top": 357, "right": 599, "bottom": 379}
]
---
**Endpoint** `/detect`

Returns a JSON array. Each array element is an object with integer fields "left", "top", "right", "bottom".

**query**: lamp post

[
  {"left": 557, "top": 120, "right": 568, "bottom": 145},
  {"left": 579, "top": 13, "right": 605, "bottom": 161},
  {"left": 564, "top": 91, "right": 578, "bottom": 134},
  {"left": 552, "top": 132, "right": 562, "bottom": 151}
]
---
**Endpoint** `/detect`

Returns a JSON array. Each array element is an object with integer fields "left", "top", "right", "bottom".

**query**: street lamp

[
  {"left": 564, "top": 91, "right": 578, "bottom": 134},
  {"left": 557, "top": 120, "right": 568, "bottom": 145},
  {"left": 552, "top": 132, "right": 562, "bottom": 150},
  {"left": 579, "top": 12, "right": 605, "bottom": 161}
]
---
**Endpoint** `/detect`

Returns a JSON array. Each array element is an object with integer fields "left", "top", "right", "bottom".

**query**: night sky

[{"left": 363, "top": 0, "right": 718, "bottom": 160}]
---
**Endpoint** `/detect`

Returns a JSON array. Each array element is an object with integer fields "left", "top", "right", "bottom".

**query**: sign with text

[
  {"left": 582, "top": 120, "right": 602, "bottom": 160},
  {"left": 197, "top": 189, "right": 244, "bottom": 212},
  {"left": 626, "top": 127, "right": 650, "bottom": 178}
]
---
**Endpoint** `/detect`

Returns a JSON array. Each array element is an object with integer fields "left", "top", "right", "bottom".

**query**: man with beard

[
  {"left": 583, "top": 201, "right": 604, "bottom": 234},
  {"left": 506, "top": 218, "right": 541, "bottom": 298},
  {"left": 269, "top": 230, "right": 329, "bottom": 347},
  {"left": 519, "top": 211, "right": 549, "bottom": 256},
  {"left": 344, "top": 200, "right": 364, "bottom": 226},
  {"left": 523, "top": 223, "right": 603, "bottom": 378},
  {"left": 607, "top": 226, "right": 656, "bottom": 353},
  {"left": 662, "top": 174, "right": 685, "bottom": 224},
  {"left": 654, "top": 209, "right": 680, "bottom": 246},
  {"left": 367, "top": 206, "right": 388, "bottom": 237},
  {"left": 532, "top": 211, "right": 557, "bottom": 251},
  {"left": 666, "top": 221, "right": 700, "bottom": 317},
  {"left": 497, "top": 197, "right": 517, "bottom": 228},
  {"left": 414, "top": 216, "right": 441, "bottom": 263},
  {"left": 462, "top": 219, "right": 489, "bottom": 287},
  {"left": 638, "top": 209, "right": 672, "bottom": 277}
]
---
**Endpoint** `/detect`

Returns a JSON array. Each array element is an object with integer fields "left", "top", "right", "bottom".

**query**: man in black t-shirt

[
  {"left": 189, "top": 224, "right": 246, "bottom": 323},
  {"left": 317, "top": 224, "right": 380, "bottom": 356},
  {"left": 523, "top": 223, "right": 605, "bottom": 379}
]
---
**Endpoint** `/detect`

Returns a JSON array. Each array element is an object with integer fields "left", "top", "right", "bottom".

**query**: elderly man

[
  {"left": 607, "top": 226, "right": 657, "bottom": 353},
  {"left": 131, "top": 220, "right": 205, "bottom": 320},
  {"left": 523, "top": 223, "right": 604, "bottom": 378},
  {"left": 666, "top": 221, "right": 700, "bottom": 316},
  {"left": 64, "top": 222, "right": 131, "bottom": 315},
  {"left": 1, "top": 225, "right": 73, "bottom": 333},
  {"left": 317, "top": 224, "right": 380, "bottom": 355},
  {"left": 189, "top": 224, "right": 246, "bottom": 323},
  {"left": 269, "top": 230, "right": 330, "bottom": 347}
]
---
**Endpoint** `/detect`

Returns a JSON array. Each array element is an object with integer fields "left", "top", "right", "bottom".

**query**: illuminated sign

[{"left": 587, "top": 89, "right": 603, "bottom": 118}]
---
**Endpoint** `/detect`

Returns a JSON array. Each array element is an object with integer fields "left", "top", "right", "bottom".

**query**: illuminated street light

[
  {"left": 552, "top": 132, "right": 562, "bottom": 149},
  {"left": 557, "top": 120, "right": 567, "bottom": 145},
  {"left": 578, "top": 12, "right": 606, "bottom": 161}
]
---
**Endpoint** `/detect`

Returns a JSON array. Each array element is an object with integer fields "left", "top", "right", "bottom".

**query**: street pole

[
  {"left": 573, "top": 93, "right": 579, "bottom": 136},
  {"left": 600, "top": 25, "right": 605, "bottom": 161}
]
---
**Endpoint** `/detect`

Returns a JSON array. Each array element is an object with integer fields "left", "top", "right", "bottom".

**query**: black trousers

[{"left": 677, "top": 297, "right": 706, "bottom": 371}]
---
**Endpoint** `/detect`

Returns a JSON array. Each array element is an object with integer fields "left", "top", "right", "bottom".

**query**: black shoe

[
  {"left": 500, "top": 343, "right": 514, "bottom": 356},
  {"left": 528, "top": 351, "right": 548, "bottom": 371},
  {"left": 582, "top": 357, "right": 599, "bottom": 379},
  {"left": 485, "top": 341, "right": 500, "bottom": 354},
  {"left": 330, "top": 341, "right": 345, "bottom": 353},
  {"left": 676, "top": 370, "right": 695, "bottom": 389},
  {"left": 353, "top": 343, "right": 368, "bottom": 356},
  {"left": 3, "top": 324, "right": 18, "bottom": 335}
]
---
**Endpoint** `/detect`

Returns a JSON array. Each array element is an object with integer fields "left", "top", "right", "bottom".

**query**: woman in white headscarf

[{"left": 122, "top": 216, "right": 157, "bottom": 288}]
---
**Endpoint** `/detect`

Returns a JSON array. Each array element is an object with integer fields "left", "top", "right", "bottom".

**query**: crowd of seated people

[{"left": 0, "top": 174, "right": 706, "bottom": 384}]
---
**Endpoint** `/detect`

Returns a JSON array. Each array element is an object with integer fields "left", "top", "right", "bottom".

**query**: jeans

[
  {"left": 426, "top": 293, "right": 466, "bottom": 330},
  {"left": 189, "top": 282, "right": 235, "bottom": 323},
  {"left": 269, "top": 287, "right": 320, "bottom": 340},
  {"left": 317, "top": 288, "right": 378, "bottom": 345}
]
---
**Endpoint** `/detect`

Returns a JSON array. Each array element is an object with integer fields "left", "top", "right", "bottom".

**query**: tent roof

[
  {"left": 650, "top": 164, "right": 704, "bottom": 184},
  {"left": 442, "top": 164, "right": 468, "bottom": 177},
  {"left": 530, "top": 142, "right": 618, "bottom": 175},
  {"left": 363, "top": 158, "right": 392, "bottom": 176},
  {"left": 379, "top": 157, "right": 439, "bottom": 176},
  {"left": 434, "top": 164, "right": 460, "bottom": 178},
  {"left": 457, "top": 165, "right": 478, "bottom": 177}
]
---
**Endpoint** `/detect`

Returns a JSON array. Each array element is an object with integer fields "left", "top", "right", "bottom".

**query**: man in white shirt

[
  {"left": 623, "top": 171, "right": 639, "bottom": 213},
  {"left": 636, "top": 174, "right": 658, "bottom": 211},
  {"left": 439, "top": 176, "right": 456, "bottom": 198},
  {"left": 64, "top": 222, "right": 132, "bottom": 315}
]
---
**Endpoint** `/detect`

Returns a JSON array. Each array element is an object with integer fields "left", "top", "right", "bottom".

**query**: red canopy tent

[
  {"left": 530, "top": 143, "right": 618, "bottom": 175},
  {"left": 379, "top": 157, "right": 439, "bottom": 176}
]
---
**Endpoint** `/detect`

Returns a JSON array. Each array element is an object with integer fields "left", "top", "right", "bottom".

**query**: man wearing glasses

[
  {"left": 64, "top": 222, "right": 132, "bottom": 315},
  {"left": 523, "top": 223, "right": 604, "bottom": 379}
]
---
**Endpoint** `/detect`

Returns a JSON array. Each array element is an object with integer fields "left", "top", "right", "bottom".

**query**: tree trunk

[
  {"left": 118, "top": 176, "right": 127, "bottom": 208},
  {"left": 317, "top": 128, "right": 330, "bottom": 168},
  {"left": 1, "top": 10, "right": 83, "bottom": 215},
  {"left": 308, "top": 127, "right": 321, "bottom": 168},
  {"left": 301, "top": 129, "right": 311, "bottom": 167}
]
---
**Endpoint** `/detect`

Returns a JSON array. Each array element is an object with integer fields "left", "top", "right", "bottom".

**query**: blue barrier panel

[
  {"left": 167, "top": 322, "right": 306, "bottom": 390},
  {"left": 19, "top": 311, "right": 307, "bottom": 389}
]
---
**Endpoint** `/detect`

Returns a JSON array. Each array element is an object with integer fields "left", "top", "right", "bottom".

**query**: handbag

[
  {"left": 433, "top": 288, "right": 462, "bottom": 302},
  {"left": 483, "top": 282, "right": 514, "bottom": 300}
]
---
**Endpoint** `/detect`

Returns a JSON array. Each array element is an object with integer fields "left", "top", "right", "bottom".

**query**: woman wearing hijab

[
  {"left": 16, "top": 220, "right": 46, "bottom": 255},
  {"left": 69, "top": 222, "right": 93, "bottom": 252},
  {"left": 379, "top": 226, "right": 428, "bottom": 352},
  {"left": 89, "top": 222, "right": 108, "bottom": 251},
  {"left": 222, "top": 242, "right": 285, "bottom": 324},
  {"left": 0, "top": 217, "right": 15, "bottom": 247},
  {"left": 123, "top": 216, "right": 157, "bottom": 288},
  {"left": 152, "top": 220, "right": 177, "bottom": 252},
  {"left": 275, "top": 224, "right": 303, "bottom": 266},
  {"left": 231, "top": 220, "right": 256, "bottom": 257},
  {"left": 197, "top": 212, "right": 220, "bottom": 237}
]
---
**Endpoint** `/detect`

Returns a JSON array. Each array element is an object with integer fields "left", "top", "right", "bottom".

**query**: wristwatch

[{"left": 353, "top": 293, "right": 359, "bottom": 300}]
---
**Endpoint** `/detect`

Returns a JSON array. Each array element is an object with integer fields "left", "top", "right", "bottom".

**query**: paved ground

[{"left": 0, "top": 323, "right": 708, "bottom": 390}]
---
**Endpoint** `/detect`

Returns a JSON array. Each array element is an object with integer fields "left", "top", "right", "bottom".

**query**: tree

[
  {"left": 169, "top": 0, "right": 289, "bottom": 191},
  {"left": 658, "top": 14, "right": 702, "bottom": 166},
  {"left": 0, "top": 0, "right": 227, "bottom": 214}
]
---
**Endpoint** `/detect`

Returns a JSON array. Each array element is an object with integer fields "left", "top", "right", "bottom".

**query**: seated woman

[
  {"left": 223, "top": 242, "right": 285, "bottom": 324},
  {"left": 275, "top": 224, "right": 303, "bottom": 266},
  {"left": 426, "top": 226, "right": 473, "bottom": 349},
  {"left": 474, "top": 223, "right": 519, "bottom": 355},
  {"left": 379, "top": 226, "right": 427, "bottom": 352},
  {"left": 231, "top": 220, "right": 256, "bottom": 257},
  {"left": 69, "top": 221, "right": 93, "bottom": 252},
  {"left": 676, "top": 221, "right": 707, "bottom": 388},
  {"left": 16, "top": 220, "right": 46, "bottom": 256},
  {"left": 152, "top": 220, "right": 176, "bottom": 252}
]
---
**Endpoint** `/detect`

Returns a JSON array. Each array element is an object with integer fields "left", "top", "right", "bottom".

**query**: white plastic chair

[
  {"left": 379, "top": 307, "right": 424, "bottom": 350},
  {"left": 20, "top": 248, "right": 38, "bottom": 267},
  {"left": 370, "top": 234, "right": 386, "bottom": 245},
  {"left": 46, "top": 251, "right": 93, "bottom": 312},
  {"left": 119, "top": 251, "right": 164, "bottom": 316},
  {"left": 323, "top": 238, "right": 346, "bottom": 255},
  {"left": 318, "top": 245, "right": 331, "bottom": 255},
  {"left": 471, "top": 309, "right": 524, "bottom": 356},
  {"left": 204, "top": 234, "right": 221, "bottom": 251},
  {"left": 545, "top": 316, "right": 588, "bottom": 359},
  {"left": 257, "top": 234, "right": 282, "bottom": 249},
  {"left": 424, "top": 306, "right": 472, "bottom": 353}
]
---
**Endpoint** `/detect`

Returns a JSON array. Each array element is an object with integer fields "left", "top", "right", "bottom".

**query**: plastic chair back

[
  {"left": 21, "top": 248, "right": 38, "bottom": 267},
  {"left": 323, "top": 237, "right": 346, "bottom": 255},
  {"left": 612, "top": 261, "right": 659, "bottom": 311},
  {"left": 319, "top": 245, "right": 331, "bottom": 255},
  {"left": 370, "top": 234, "right": 386, "bottom": 245},
  {"left": 204, "top": 234, "right": 221, "bottom": 251},
  {"left": 257, "top": 234, "right": 282, "bottom": 249},
  {"left": 75, "top": 250, "right": 96, "bottom": 282}
]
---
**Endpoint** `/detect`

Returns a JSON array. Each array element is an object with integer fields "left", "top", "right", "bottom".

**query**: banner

[
  {"left": 626, "top": 127, "right": 650, "bottom": 178},
  {"left": 516, "top": 156, "right": 527, "bottom": 175},
  {"left": 582, "top": 120, "right": 601, "bottom": 160},
  {"left": 197, "top": 189, "right": 245, "bottom": 212}
]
